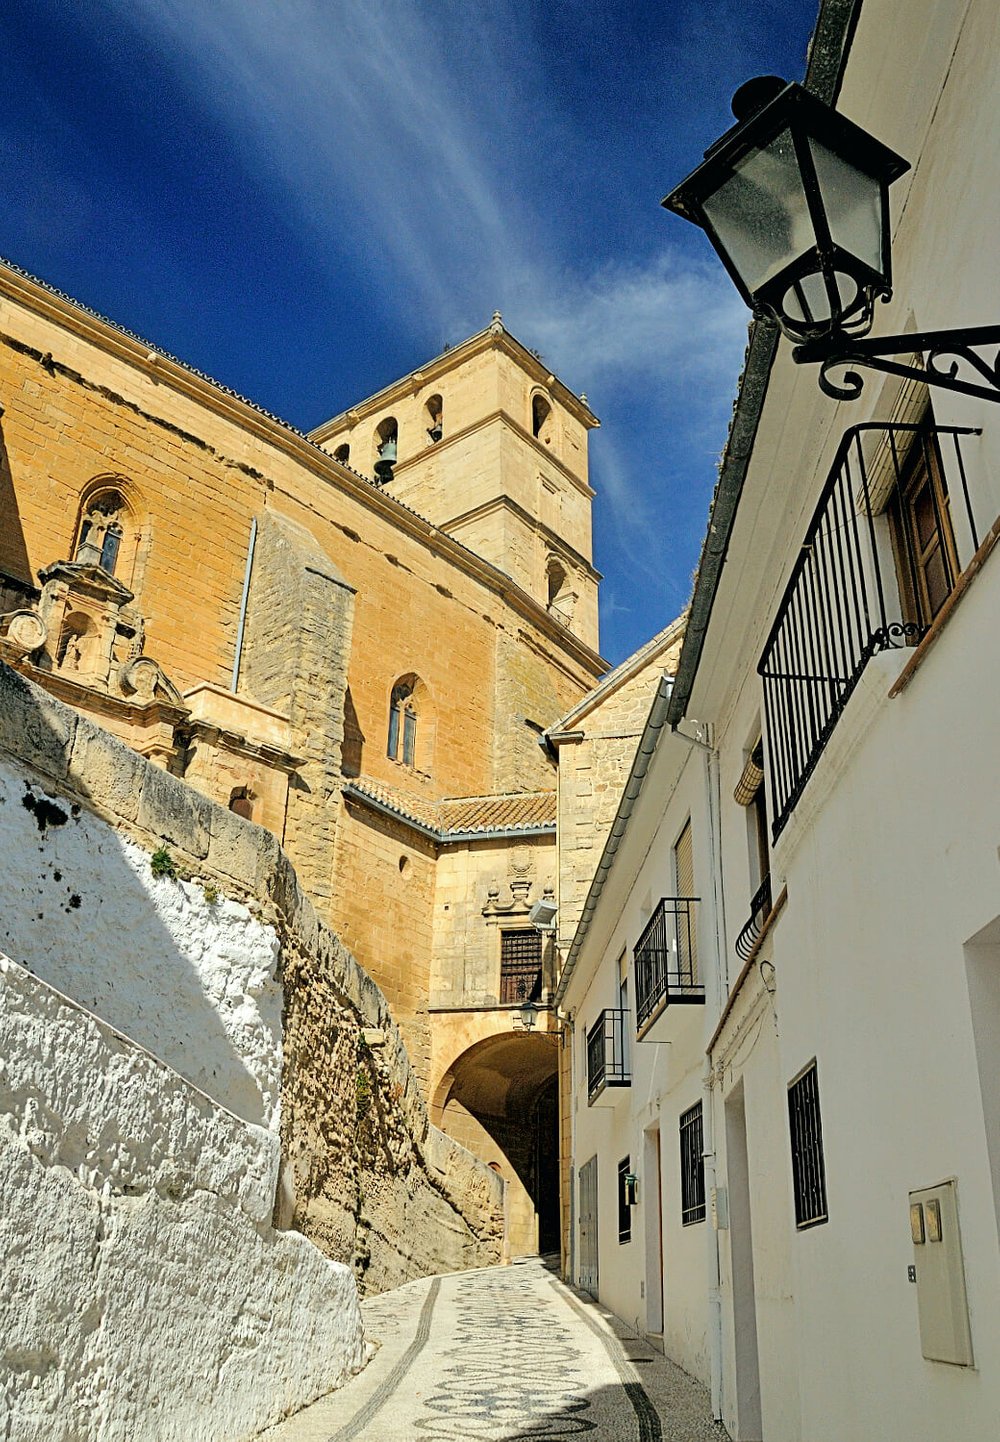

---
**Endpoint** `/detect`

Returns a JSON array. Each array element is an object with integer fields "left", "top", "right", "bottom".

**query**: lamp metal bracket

[{"left": 793, "top": 325, "right": 1000, "bottom": 404}]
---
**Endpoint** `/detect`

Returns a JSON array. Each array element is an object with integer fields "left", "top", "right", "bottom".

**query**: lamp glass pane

[
  {"left": 808, "top": 137, "right": 884, "bottom": 275},
  {"left": 702, "top": 128, "right": 815, "bottom": 294}
]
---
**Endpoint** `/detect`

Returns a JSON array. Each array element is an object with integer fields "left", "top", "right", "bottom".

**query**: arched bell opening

[{"left": 434, "top": 1031, "right": 560, "bottom": 1257}]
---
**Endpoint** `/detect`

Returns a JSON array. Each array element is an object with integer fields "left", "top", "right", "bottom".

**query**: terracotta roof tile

[{"left": 343, "top": 778, "right": 556, "bottom": 837}]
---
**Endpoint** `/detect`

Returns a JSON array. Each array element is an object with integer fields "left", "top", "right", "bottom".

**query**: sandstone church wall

[{"left": 0, "top": 663, "right": 504, "bottom": 1305}]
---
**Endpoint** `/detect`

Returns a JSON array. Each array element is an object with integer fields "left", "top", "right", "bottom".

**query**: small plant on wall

[{"left": 150, "top": 847, "right": 177, "bottom": 880}]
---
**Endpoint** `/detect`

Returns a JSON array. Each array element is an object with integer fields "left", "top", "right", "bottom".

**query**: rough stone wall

[
  {"left": 493, "top": 627, "right": 572, "bottom": 793},
  {"left": 0, "top": 956, "right": 364, "bottom": 1442},
  {"left": 0, "top": 662, "right": 503, "bottom": 1300},
  {"left": 330, "top": 802, "right": 437, "bottom": 1088},
  {"left": 240, "top": 511, "right": 355, "bottom": 914}
]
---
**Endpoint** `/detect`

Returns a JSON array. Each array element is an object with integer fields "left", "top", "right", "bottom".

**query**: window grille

[
  {"left": 680, "top": 1102, "right": 706, "bottom": 1225},
  {"left": 787, "top": 1062, "right": 828, "bottom": 1229},
  {"left": 617, "top": 1156, "right": 632, "bottom": 1244},
  {"left": 500, "top": 929, "right": 542, "bottom": 1004}
]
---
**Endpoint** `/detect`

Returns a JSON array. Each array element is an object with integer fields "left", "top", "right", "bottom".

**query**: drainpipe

[
  {"left": 674, "top": 721, "right": 726, "bottom": 1420},
  {"left": 231, "top": 516, "right": 258, "bottom": 693}
]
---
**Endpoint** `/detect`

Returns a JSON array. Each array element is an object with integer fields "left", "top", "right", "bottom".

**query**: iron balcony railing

[
  {"left": 759, "top": 422, "right": 980, "bottom": 840},
  {"left": 735, "top": 874, "right": 773, "bottom": 963},
  {"left": 634, "top": 898, "right": 702, "bottom": 1033},
  {"left": 587, "top": 1009, "right": 631, "bottom": 1104}
]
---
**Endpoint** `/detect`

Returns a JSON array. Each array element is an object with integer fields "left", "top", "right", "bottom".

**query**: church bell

[{"left": 374, "top": 437, "right": 397, "bottom": 481}]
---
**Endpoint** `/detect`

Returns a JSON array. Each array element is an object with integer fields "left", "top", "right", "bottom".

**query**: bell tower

[{"left": 309, "top": 315, "right": 601, "bottom": 651}]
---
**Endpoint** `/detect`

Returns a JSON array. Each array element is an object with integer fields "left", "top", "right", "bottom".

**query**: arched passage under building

[{"left": 432, "top": 1031, "right": 560, "bottom": 1258}]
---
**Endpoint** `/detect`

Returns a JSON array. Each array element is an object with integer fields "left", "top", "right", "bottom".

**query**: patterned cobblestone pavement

[{"left": 260, "top": 1259, "right": 728, "bottom": 1441}]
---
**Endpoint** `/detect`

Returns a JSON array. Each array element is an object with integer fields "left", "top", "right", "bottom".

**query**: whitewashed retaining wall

[
  {"left": 0, "top": 954, "right": 364, "bottom": 1442},
  {"left": 0, "top": 753, "right": 283, "bottom": 1131}
]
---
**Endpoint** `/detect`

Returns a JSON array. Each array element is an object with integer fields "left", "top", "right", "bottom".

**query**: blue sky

[{"left": 2, "top": 0, "right": 819, "bottom": 664}]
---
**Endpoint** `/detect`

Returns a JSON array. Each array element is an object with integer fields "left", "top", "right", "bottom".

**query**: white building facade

[{"left": 559, "top": 1, "right": 1000, "bottom": 1439}]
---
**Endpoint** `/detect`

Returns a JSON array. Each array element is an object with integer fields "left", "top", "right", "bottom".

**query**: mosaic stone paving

[{"left": 261, "top": 1260, "right": 727, "bottom": 1442}]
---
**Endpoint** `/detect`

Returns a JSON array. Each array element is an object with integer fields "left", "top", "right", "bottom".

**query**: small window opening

[
  {"left": 425, "top": 394, "right": 443, "bottom": 443},
  {"left": 617, "top": 1156, "right": 632, "bottom": 1244},
  {"left": 334, "top": 443, "right": 350, "bottom": 464},
  {"left": 788, "top": 1061, "right": 828, "bottom": 1228},
  {"left": 680, "top": 1102, "right": 706, "bottom": 1225},
  {"left": 229, "top": 788, "right": 254, "bottom": 821}
]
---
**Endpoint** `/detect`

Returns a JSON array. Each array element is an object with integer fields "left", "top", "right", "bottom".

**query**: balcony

[
  {"left": 759, "top": 421, "right": 981, "bottom": 840},
  {"left": 587, "top": 1009, "right": 631, "bottom": 1104},
  {"left": 634, "top": 898, "right": 702, "bottom": 1039},
  {"left": 735, "top": 875, "right": 773, "bottom": 962}
]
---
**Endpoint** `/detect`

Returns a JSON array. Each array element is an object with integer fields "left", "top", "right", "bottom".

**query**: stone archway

[{"left": 432, "top": 1031, "right": 559, "bottom": 1258}]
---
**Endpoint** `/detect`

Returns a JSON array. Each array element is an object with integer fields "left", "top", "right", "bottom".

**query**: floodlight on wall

[
  {"left": 528, "top": 897, "right": 557, "bottom": 931},
  {"left": 662, "top": 77, "right": 1000, "bottom": 404}
]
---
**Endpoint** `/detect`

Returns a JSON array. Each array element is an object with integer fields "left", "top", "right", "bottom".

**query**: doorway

[
  {"left": 578, "top": 1155, "right": 599, "bottom": 1297},
  {"left": 725, "top": 1081, "right": 762, "bottom": 1441},
  {"left": 643, "top": 1126, "right": 664, "bottom": 1336}
]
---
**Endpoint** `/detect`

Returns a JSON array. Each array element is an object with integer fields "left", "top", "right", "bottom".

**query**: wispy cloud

[{"left": 105, "top": 0, "right": 754, "bottom": 654}]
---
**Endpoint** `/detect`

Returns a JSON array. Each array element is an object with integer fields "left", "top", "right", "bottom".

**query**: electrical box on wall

[
  {"left": 908, "top": 1179, "right": 974, "bottom": 1366},
  {"left": 711, "top": 1185, "right": 729, "bottom": 1230}
]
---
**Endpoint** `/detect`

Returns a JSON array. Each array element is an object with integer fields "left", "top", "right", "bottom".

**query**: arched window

[
  {"left": 387, "top": 674, "right": 429, "bottom": 770},
  {"left": 531, "top": 394, "right": 553, "bottom": 444},
  {"left": 74, "top": 486, "right": 136, "bottom": 583},
  {"left": 374, "top": 418, "right": 399, "bottom": 481},
  {"left": 546, "top": 555, "right": 576, "bottom": 624},
  {"left": 425, "top": 394, "right": 443, "bottom": 443},
  {"left": 334, "top": 443, "right": 350, "bottom": 464}
]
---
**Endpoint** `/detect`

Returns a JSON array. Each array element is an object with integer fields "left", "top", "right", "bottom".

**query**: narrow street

[{"left": 262, "top": 1259, "right": 727, "bottom": 1442}]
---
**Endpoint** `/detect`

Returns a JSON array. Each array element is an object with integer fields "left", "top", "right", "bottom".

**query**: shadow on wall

[
  {"left": 0, "top": 664, "right": 283, "bottom": 1128},
  {"left": 0, "top": 429, "right": 33, "bottom": 591}
]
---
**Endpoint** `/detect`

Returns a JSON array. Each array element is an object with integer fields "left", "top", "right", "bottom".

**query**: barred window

[
  {"left": 788, "top": 1062, "right": 828, "bottom": 1229},
  {"left": 680, "top": 1102, "right": 706, "bottom": 1225},
  {"left": 500, "top": 929, "right": 542, "bottom": 1004},
  {"left": 617, "top": 1156, "right": 632, "bottom": 1244}
]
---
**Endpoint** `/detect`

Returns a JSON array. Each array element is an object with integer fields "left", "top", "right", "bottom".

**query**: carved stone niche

[
  {"left": 0, "top": 556, "right": 188, "bottom": 769},
  {"left": 36, "top": 558, "right": 140, "bottom": 691}
]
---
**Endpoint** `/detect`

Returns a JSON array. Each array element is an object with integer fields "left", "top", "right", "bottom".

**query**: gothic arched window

[
  {"left": 388, "top": 674, "right": 430, "bottom": 770},
  {"left": 74, "top": 486, "right": 135, "bottom": 582},
  {"left": 388, "top": 679, "right": 417, "bottom": 764}
]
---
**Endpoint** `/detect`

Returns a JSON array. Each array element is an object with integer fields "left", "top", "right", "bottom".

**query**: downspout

[
  {"left": 231, "top": 516, "right": 258, "bottom": 693},
  {"left": 674, "top": 721, "right": 726, "bottom": 1421}
]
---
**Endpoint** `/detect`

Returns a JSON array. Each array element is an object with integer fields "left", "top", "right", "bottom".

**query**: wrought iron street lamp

[{"left": 662, "top": 77, "right": 1000, "bottom": 404}]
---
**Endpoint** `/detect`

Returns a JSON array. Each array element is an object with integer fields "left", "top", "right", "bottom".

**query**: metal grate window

[
  {"left": 680, "top": 1102, "right": 706, "bottom": 1225},
  {"left": 787, "top": 1062, "right": 828, "bottom": 1229},
  {"left": 617, "top": 1156, "right": 632, "bottom": 1244},
  {"left": 500, "top": 929, "right": 542, "bottom": 1004}
]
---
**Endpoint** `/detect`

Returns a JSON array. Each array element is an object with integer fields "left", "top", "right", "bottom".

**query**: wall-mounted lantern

[{"left": 662, "top": 77, "right": 1000, "bottom": 404}]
